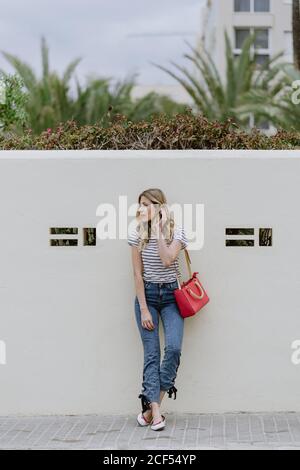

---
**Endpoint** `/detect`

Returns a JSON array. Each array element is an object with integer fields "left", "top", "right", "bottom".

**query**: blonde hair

[{"left": 135, "top": 188, "right": 175, "bottom": 251}]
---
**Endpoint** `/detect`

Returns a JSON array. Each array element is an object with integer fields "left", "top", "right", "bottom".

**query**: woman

[{"left": 128, "top": 188, "right": 188, "bottom": 431}]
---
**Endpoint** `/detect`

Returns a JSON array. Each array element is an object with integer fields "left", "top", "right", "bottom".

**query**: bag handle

[
  {"left": 176, "top": 248, "right": 192, "bottom": 289},
  {"left": 187, "top": 279, "right": 205, "bottom": 300}
]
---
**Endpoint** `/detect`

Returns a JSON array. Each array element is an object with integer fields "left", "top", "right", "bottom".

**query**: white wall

[{"left": 0, "top": 150, "right": 300, "bottom": 416}]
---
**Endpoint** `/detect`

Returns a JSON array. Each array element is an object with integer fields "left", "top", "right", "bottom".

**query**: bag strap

[
  {"left": 176, "top": 248, "right": 192, "bottom": 289},
  {"left": 184, "top": 249, "right": 192, "bottom": 278}
]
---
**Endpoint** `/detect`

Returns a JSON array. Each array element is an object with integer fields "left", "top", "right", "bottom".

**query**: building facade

[
  {"left": 199, "top": 0, "right": 293, "bottom": 131},
  {"left": 201, "top": 0, "right": 293, "bottom": 78}
]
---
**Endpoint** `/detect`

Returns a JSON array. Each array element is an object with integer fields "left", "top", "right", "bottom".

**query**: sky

[{"left": 0, "top": 0, "right": 205, "bottom": 90}]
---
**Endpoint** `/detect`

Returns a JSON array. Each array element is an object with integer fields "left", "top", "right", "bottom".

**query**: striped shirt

[{"left": 127, "top": 224, "right": 188, "bottom": 283}]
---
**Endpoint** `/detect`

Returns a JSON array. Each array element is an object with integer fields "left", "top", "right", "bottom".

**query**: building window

[
  {"left": 235, "top": 28, "right": 270, "bottom": 50},
  {"left": 254, "top": 0, "right": 270, "bottom": 12},
  {"left": 234, "top": 0, "right": 251, "bottom": 11},
  {"left": 234, "top": 0, "right": 270, "bottom": 12},
  {"left": 235, "top": 28, "right": 251, "bottom": 49},
  {"left": 234, "top": 27, "right": 270, "bottom": 67},
  {"left": 254, "top": 53, "right": 269, "bottom": 67},
  {"left": 254, "top": 29, "right": 269, "bottom": 49}
]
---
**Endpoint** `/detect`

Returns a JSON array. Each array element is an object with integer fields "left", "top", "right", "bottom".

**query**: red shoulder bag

[{"left": 174, "top": 249, "right": 210, "bottom": 318}]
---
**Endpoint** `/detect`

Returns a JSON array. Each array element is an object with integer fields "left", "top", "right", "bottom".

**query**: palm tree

[
  {"left": 72, "top": 76, "right": 188, "bottom": 126},
  {"left": 235, "top": 63, "right": 300, "bottom": 131},
  {"left": 1, "top": 37, "right": 188, "bottom": 135},
  {"left": 152, "top": 31, "right": 285, "bottom": 128},
  {"left": 0, "top": 37, "right": 83, "bottom": 134},
  {"left": 293, "top": 0, "right": 300, "bottom": 70}
]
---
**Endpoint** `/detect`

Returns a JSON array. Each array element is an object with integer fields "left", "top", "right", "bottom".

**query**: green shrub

[
  {"left": 0, "top": 73, "right": 28, "bottom": 133},
  {"left": 1, "top": 112, "right": 300, "bottom": 150}
]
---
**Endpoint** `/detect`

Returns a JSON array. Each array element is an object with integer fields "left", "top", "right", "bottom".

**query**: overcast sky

[{"left": 0, "top": 0, "right": 205, "bottom": 89}]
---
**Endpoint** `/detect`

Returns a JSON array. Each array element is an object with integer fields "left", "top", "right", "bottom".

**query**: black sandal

[
  {"left": 138, "top": 393, "right": 152, "bottom": 413},
  {"left": 167, "top": 385, "right": 177, "bottom": 400}
]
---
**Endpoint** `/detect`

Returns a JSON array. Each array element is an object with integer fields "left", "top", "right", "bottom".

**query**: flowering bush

[{"left": 0, "top": 112, "right": 300, "bottom": 150}]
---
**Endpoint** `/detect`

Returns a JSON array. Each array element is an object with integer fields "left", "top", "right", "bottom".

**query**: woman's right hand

[{"left": 140, "top": 308, "right": 155, "bottom": 330}]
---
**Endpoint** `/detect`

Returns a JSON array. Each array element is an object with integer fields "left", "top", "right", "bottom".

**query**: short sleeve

[
  {"left": 127, "top": 228, "right": 140, "bottom": 247},
  {"left": 173, "top": 225, "right": 188, "bottom": 250}
]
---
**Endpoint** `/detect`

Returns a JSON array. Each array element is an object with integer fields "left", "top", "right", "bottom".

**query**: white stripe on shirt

[{"left": 127, "top": 224, "right": 188, "bottom": 283}]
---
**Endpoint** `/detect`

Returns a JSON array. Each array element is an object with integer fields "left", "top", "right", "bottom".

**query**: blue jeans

[{"left": 134, "top": 280, "right": 185, "bottom": 411}]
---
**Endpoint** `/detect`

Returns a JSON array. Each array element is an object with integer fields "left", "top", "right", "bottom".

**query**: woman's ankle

[{"left": 150, "top": 403, "right": 162, "bottom": 421}]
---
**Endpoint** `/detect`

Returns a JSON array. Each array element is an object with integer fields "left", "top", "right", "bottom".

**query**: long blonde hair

[{"left": 135, "top": 188, "right": 175, "bottom": 251}]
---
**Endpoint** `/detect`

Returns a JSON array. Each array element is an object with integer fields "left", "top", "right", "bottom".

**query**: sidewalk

[{"left": 0, "top": 412, "right": 300, "bottom": 450}]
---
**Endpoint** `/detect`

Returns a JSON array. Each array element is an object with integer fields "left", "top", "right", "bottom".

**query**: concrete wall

[{"left": 0, "top": 150, "right": 300, "bottom": 415}]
